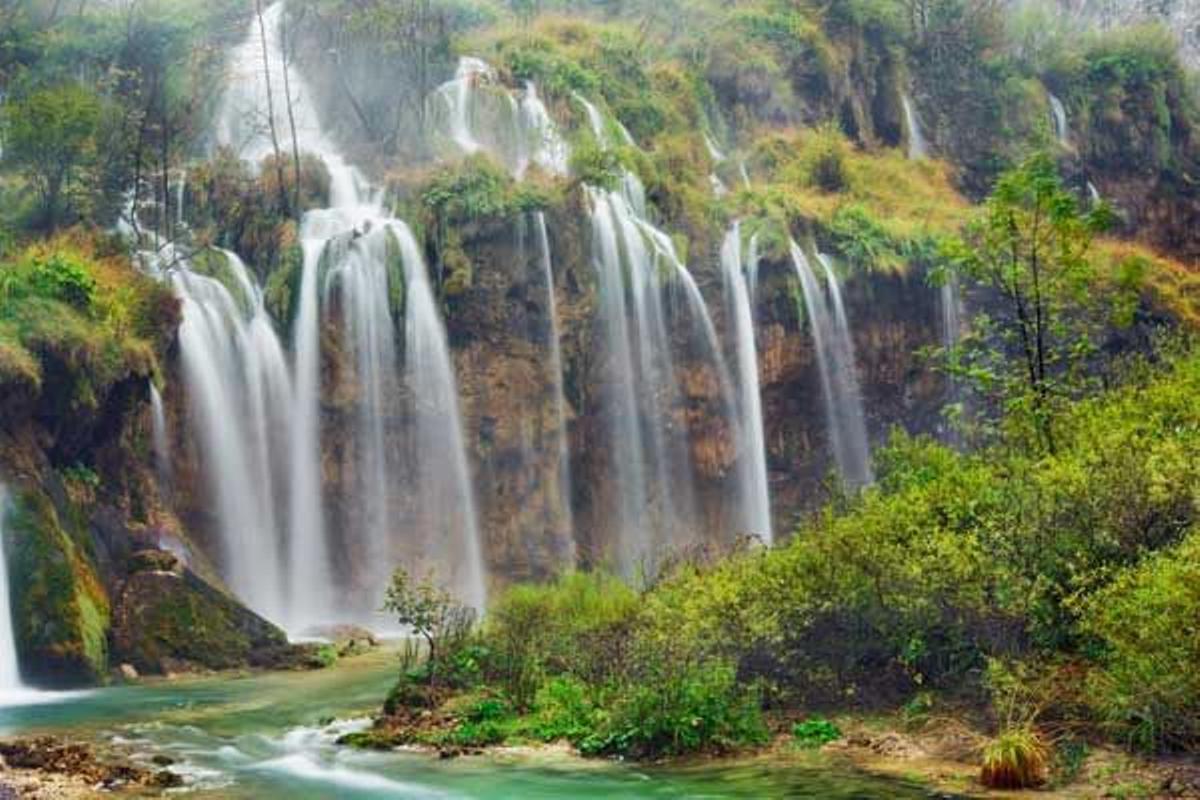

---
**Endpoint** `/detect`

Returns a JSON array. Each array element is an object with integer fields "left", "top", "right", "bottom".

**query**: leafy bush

[
  {"left": 586, "top": 660, "right": 767, "bottom": 758},
  {"left": 528, "top": 677, "right": 598, "bottom": 743},
  {"left": 1080, "top": 528, "right": 1200, "bottom": 752},
  {"left": 792, "top": 717, "right": 842, "bottom": 748},
  {"left": 382, "top": 568, "right": 477, "bottom": 689},
  {"left": 27, "top": 253, "right": 98, "bottom": 312},
  {"left": 482, "top": 572, "right": 638, "bottom": 708}
]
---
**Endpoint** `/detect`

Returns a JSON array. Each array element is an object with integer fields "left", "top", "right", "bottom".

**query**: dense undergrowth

[{"left": 362, "top": 340, "right": 1199, "bottom": 762}]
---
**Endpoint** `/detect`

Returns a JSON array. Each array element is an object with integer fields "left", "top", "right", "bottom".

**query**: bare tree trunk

[
  {"left": 255, "top": 0, "right": 289, "bottom": 215},
  {"left": 161, "top": 88, "right": 171, "bottom": 244},
  {"left": 279, "top": 6, "right": 303, "bottom": 216}
]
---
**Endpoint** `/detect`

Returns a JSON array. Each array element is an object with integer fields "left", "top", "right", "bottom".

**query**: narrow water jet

[
  {"left": 1049, "top": 93, "right": 1071, "bottom": 148},
  {"left": 902, "top": 93, "right": 929, "bottom": 160},
  {"left": 534, "top": 212, "right": 576, "bottom": 565},
  {"left": 720, "top": 225, "right": 772, "bottom": 544},
  {"left": 392, "top": 224, "right": 487, "bottom": 611},
  {"left": 0, "top": 485, "right": 23, "bottom": 693},
  {"left": 148, "top": 381, "right": 170, "bottom": 483},
  {"left": 789, "top": 243, "right": 873, "bottom": 488}
]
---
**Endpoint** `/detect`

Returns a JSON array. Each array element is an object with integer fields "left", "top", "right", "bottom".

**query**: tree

[
  {"left": 2, "top": 83, "right": 102, "bottom": 229},
  {"left": 382, "top": 567, "right": 475, "bottom": 688},
  {"left": 942, "top": 153, "right": 1125, "bottom": 452}
]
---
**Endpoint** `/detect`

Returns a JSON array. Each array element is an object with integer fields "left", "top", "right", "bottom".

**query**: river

[{"left": 0, "top": 649, "right": 945, "bottom": 798}]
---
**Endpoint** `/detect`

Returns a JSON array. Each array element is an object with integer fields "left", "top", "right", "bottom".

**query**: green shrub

[
  {"left": 482, "top": 572, "right": 639, "bottom": 708},
  {"left": 1080, "top": 528, "right": 1200, "bottom": 752},
  {"left": 528, "top": 676, "right": 598, "bottom": 743},
  {"left": 27, "top": 253, "right": 98, "bottom": 311},
  {"left": 586, "top": 660, "right": 767, "bottom": 758},
  {"left": 792, "top": 717, "right": 842, "bottom": 748}
]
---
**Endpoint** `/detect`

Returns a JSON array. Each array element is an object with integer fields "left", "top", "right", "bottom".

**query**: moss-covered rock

[
  {"left": 109, "top": 559, "right": 290, "bottom": 675},
  {"left": 4, "top": 488, "right": 111, "bottom": 687}
]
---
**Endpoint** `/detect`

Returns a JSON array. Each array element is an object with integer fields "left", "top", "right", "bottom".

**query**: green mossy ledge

[
  {"left": 4, "top": 487, "right": 110, "bottom": 688},
  {"left": 1, "top": 484, "right": 318, "bottom": 685}
]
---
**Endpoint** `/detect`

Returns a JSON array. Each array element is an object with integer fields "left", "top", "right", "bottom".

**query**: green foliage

[
  {"left": 313, "top": 644, "right": 339, "bottom": 669},
  {"left": 828, "top": 205, "right": 902, "bottom": 272},
  {"left": 792, "top": 716, "right": 842, "bottom": 748},
  {"left": 1080, "top": 528, "right": 1200, "bottom": 752},
  {"left": 382, "top": 567, "right": 476, "bottom": 689},
  {"left": 25, "top": 253, "right": 99, "bottom": 312},
  {"left": 567, "top": 138, "right": 623, "bottom": 190},
  {"left": 942, "top": 154, "right": 1124, "bottom": 451},
  {"left": 639, "top": 349, "right": 1199, "bottom": 712},
  {"left": 482, "top": 572, "right": 638, "bottom": 709},
  {"left": 0, "top": 83, "right": 103, "bottom": 229},
  {"left": 527, "top": 676, "right": 599, "bottom": 742},
  {"left": 585, "top": 660, "right": 767, "bottom": 758}
]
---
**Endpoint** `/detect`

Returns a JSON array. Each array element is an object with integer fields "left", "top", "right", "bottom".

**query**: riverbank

[
  {"left": 340, "top": 693, "right": 1200, "bottom": 799},
  {"left": 5, "top": 711, "right": 1198, "bottom": 799}
]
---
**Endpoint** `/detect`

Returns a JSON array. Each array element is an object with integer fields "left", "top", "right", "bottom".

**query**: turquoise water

[{"left": 0, "top": 652, "right": 943, "bottom": 798}]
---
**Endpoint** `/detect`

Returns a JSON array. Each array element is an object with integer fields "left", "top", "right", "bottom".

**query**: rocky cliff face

[{"left": 425, "top": 199, "right": 947, "bottom": 579}]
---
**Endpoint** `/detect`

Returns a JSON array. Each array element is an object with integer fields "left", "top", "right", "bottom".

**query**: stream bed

[{"left": 0, "top": 651, "right": 945, "bottom": 798}]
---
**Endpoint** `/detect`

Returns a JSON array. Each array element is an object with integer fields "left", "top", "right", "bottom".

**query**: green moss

[{"left": 4, "top": 488, "right": 111, "bottom": 686}]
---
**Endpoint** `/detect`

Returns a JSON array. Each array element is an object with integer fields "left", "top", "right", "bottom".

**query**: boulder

[{"left": 110, "top": 562, "right": 288, "bottom": 675}]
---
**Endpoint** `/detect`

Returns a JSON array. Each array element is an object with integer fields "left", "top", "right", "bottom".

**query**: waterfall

[
  {"left": 902, "top": 93, "right": 929, "bottom": 160},
  {"left": 171, "top": 250, "right": 292, "bottom": 622},
  {"left": 535, "top": 212, "right": 576, "bottom": 563},
  {"left": 148, "top": 381, "right": 170, "bottom": 482},
  {"left": 789, "top": 243, "right": 873, "bottom": 488},
  {"left": 430, "top": 59, "right": 568, "bottom": 179},
  {"left": 519, "top": 83, "right": 570, "bottom": 177},
  {"left": 0, "top": 485, "right": 23, "bottom": 693},
  {"left": 1087, "top": 181, "right": 1102, "bottom": 206},
  {"left": 720, "top": 225, "right": 772, "bottom": 544},
  {"left": 391, "top": 225, "right": 487, "bottom": 610},
  {"left": 1048, "top": 93, "right": 1071, "bottom": 148},
  {"left": 185, "top": 1, "right": 486, "bottom": 624},
  {"left": 570, "top": 89, "right": 749, "bottom": 570}
]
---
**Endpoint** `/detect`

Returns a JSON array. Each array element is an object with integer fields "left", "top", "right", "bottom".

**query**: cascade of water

[
  {"left": 534, "top": 212, "right": 576, "bottom": 564},
  {"left": 431, "top": 59, "right": 569, "bottom": 180},
  {"left": 201, "top": 2, "right": 485, "bottom": 623},
  {"left": 170, "top": 249, "right": 292, "bottom": 621},
  {"left": 322, "top": 225, "right": 397, "bottom": 616},
  {"left": 148, "top": 381, "right": 170, "bottom": 481},
  {"left": 519, "top": 83, "right": 570, "bottom": 177},
  {"left": 0, "top": 485, "right": 23, "bottom": 692},
  {"left": 902, "top": 93, "right": 929, "bottom": 160},
  {"left": 720, "top": 225, "right": 772, "bottom": 544},
  {"left": 1087, "top": 181, "right": 1102, "bottom": 206},
  {"left": 1048, "top": 93, "right": 1071, "bottom": 148},
  {"left": 789, "top": 243, "right": 873, "bottom": 488},
  {"left": 391, "top": 224, "right": 487, "bottom": 610},
  {"left": 576, "top": 91, "right": 750, "bottom": 569}
]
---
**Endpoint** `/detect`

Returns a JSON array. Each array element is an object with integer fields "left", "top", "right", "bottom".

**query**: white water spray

[
  {"left": 902, "top": 93, "right": 929, "bottom": 160},
  {"left": 0, "top": 485, "right": 22, "bottom": 693},
  {"left": 790, "top": 243, "right": 873, "bottom": 488},
  {"left": 720, "top": 225, "right": 772, "bottom": 543}
]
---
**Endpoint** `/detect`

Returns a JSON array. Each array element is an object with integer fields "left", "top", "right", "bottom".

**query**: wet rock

[
  {"left": 0, "top": 736, "right": 165, "bottom": 790},
  {"left": 110, "top": 566, "right": 289, "bottom": 675},
  {"left": 118, "top": 662, "right": 139, "bottom": 681}
]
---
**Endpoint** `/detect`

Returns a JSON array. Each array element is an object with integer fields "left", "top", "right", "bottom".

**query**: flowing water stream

[{"left": 0, "top": 652, "right": 940, "bottom": 798}]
